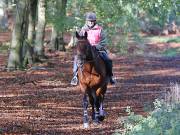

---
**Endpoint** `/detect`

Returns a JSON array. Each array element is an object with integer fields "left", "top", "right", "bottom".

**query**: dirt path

[{"left": 0, "top": 50, "right": 180, "bottom": 134}]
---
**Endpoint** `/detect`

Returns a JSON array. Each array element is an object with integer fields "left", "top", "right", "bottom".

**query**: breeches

[{"left": 99, "top": 52, "right": 113, "bottom": 76}]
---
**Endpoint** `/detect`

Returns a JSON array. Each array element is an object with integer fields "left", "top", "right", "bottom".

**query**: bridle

[
  {"left": 76, "top": 42, "right": 100, "bottom": 63},
  {"left": 76, "top": 40, "right": 100, "bottom": 74}
]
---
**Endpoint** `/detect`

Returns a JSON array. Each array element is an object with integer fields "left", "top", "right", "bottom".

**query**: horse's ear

[
  {"left": 84, "top": 31, "right": 88, "bottom": 39},
  {"left": 76, "top": 31, "right": 80, "bottom": 39}
]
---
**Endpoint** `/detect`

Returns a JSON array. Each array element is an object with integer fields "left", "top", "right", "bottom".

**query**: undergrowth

[{"left": 114, "top": 82, "right": 180, "bottom": 135}]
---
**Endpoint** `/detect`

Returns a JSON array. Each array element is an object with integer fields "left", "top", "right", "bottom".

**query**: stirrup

[{"left": 70, "top": 76, "right": 78, "bottom": 86}]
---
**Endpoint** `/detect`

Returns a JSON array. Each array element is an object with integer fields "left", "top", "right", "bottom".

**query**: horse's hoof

[
  {"left": 98, "top": 116, "right": 105, "bottom": 121},
  {"left": 100, "top": 110, "right": 107, "bottom": 116},
  {"left": 93, "top": 122, "right": 100, "bottom": 126},
  {"left": 83, "top": 123, "right": 89, "bottom": 128},
  {"left": 93, "top": 119, "right": 100, "bottom": 125},
  {"left": 99, "top": 110, "right": 106, "bottom": 121}
]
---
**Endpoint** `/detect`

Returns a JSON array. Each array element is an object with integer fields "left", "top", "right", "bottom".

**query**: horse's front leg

[
  {"left": 99, "top": 86, "right": 107, "bottom": 121},
  {"left": 92, "top": 91, "right": 100, "bottom": 124},
  {"left": 99, "top": 100, "right": 107, "bottom": 121},
  {"left": 88, "top": 94, "right": 95, "bottom": 120},
  {"left": 83, "top": 93, "right": 89, "bottom": 128}
]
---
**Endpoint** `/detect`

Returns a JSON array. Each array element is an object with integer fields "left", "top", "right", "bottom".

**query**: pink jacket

[{"left": 86, "top": 25, "right": 102, "bottom": 46}]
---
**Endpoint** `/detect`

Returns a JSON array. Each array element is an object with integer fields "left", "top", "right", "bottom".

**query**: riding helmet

[{"left": 85, "top": 12, "right": 96, "bottom": 21}]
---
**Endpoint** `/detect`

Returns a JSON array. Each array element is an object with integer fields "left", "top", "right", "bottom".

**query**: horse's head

[{"left": 75, "top": 31, "right": 93, "bottom": 61}]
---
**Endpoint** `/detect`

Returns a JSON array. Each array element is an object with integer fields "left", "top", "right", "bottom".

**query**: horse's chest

[{"left": 78, "top": 67, "right": 101, "bottom": 85}]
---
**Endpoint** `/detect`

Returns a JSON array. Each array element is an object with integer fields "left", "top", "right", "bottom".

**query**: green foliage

[
  {"left": 115, "top": 99, "right": 180, "bottom": 135},
  {"left": 66, "top": 0, "right": 97, "bottom": 29},
  {"left": 162, "top": 48, "right": 180, "bottom": 57},
  {"left": 45, "top": 0, "right": 178, "bottom": 54},
  {"left": 143, "top": 36, "right": 180, "bottom": 44},
  {"left": 0, "top": 43, "right": 9, "bottom": 53},
  {"left": 167, "top": 37, "right": 180, "bottom": 43},
  {"left": 139, "top": 0, "right": 177, "bottom": 27},
  {"left": 46, "top": 0, "right": 73, "bottom": 31},
  {"left": 115, "top": 83, "right": 180, "bottom": 135},
  {"left": 142, "top": 36, "right": 180, "bottom": 57},
  {"left": 115, "top": 34, "right": 129, "bottom": 55}
]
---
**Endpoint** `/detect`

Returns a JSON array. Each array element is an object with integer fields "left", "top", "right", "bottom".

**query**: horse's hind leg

[{"left": 83, "top": 93, "right": 89, "bottom": 128}]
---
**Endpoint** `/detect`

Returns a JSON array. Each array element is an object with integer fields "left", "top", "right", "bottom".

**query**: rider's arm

[
  {"left": 95, "top": 29, "right": 108, "bottom": 50},
  {"left": 67, "top": 34, "right": 78, "bottom": 48}
]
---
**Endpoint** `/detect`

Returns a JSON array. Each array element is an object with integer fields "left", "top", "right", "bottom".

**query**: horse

[{"left": 75, "top": 31, "right": 109, "bottom": 128}]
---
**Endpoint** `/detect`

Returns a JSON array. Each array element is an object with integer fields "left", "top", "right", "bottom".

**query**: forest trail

[
  {"left": 0, "top": 49, "right": 180, "bottom": 134},
  {"left": 0, "top": 30, "right": 180, "bottom": 134}
]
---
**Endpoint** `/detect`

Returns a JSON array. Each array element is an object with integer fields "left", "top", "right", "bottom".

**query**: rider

[{"left": 70, "top": 12, "right": 116, "bottom": 85}]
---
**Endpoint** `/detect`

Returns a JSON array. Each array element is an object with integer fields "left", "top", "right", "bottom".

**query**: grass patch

[
  {"left": 162, "top": 48, "right": 180, "bottom": 57},
  {"left": 167, "top": 38, "right": 180, "bottom": 43},
  {"left": 143, "top": 36, "right": 180, "bottom": 44}
]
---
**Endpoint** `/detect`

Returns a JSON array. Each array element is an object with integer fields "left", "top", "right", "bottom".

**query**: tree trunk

[
  {"left": 7, "top": 0, "right": 30, "bottom": 70},
  {"left": 28, "top": 0, "right": 37, "bottom": 42},
  {"left": 24, "top": 0, "right": 37, "bottom": 65},
  {"left": 34, "top": 0, "right": 46, "bottom": 58},
  {"left": 59, "top": 0, "right": 67, "bottom": 51},
  {"left": 50, "top": 26, "right": 58, "bottom": 51},
  {"left": 58, "top": 32, "right": 66, "bottom": 51}
]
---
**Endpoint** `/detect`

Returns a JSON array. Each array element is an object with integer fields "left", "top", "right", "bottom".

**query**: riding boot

[
  {"left": 99, "top": 52, "right": 116, "bottom": 85},
  {"left": 110, "top": 76, "right": 116, "bottom": 85},
  {"left": 71, "top": 56, "right": 79, "bottom": 85},
  {"left": 106, "top": 59, "right": 116, "bottom": 85}
]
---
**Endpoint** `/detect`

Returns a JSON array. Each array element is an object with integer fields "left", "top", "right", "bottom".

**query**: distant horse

[{"left": 75, "top": 31, "right": 109, "bottom": 128}]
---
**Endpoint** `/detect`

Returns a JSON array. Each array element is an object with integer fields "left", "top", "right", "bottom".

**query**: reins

[
  {"left": 85, "top": 53, "right": 100, "bottom": 63},
  {"left": 76, "top": 40, "right": 101, "bottom": 63}
]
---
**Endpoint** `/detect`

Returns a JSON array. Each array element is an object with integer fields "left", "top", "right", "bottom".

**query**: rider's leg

[
  {"left": 100, "top": 52, "right": 116, "bottom": 85},
  {"left": 71, "top": 55, "right": 79, "bottom": 85},
  {"left": 106, "top": 59, "right": 116, "bottom": 84}
]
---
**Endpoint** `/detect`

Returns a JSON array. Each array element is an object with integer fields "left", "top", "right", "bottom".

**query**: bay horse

[{"left": 75, "top": 31, "right": 109, "bottom": 128}]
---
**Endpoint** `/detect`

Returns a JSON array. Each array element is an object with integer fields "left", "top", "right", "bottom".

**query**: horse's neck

[
  {"left": 90, "top": 47, "right": 101, "bottom": 67},
  {"left": 90, "top": 47, "right": 96, "bottom": 59}
]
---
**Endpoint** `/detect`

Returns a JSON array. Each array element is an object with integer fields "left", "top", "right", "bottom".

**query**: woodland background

[{"left": 0, "top": 0, "right": 179, "bottom": 134}]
